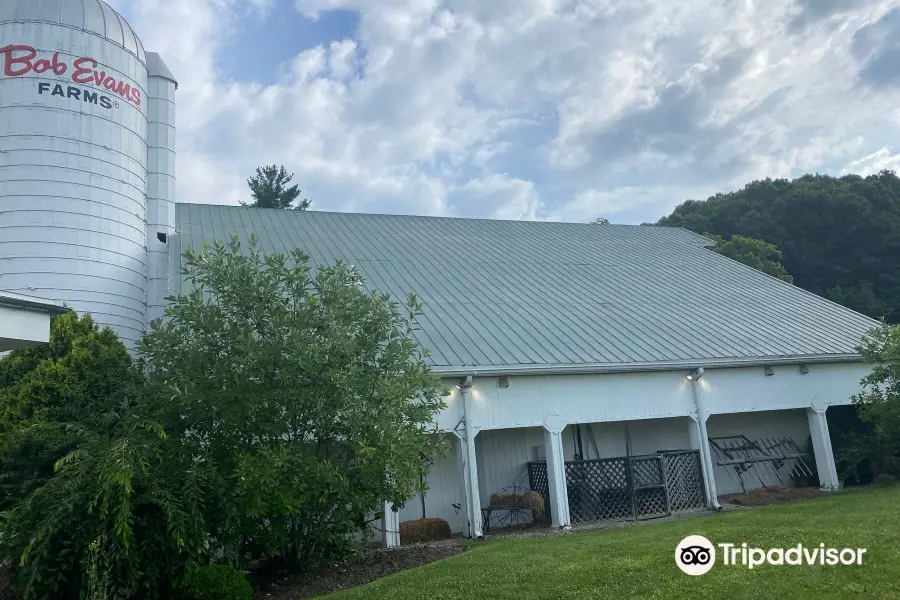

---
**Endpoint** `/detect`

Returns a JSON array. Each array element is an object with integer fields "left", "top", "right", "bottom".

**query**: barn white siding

[
  {"left": 397, "top": 434, "right": 467, "bottom": 534},
  {"left": 437, "top": 362, "right": 868, "bottom": 433}
]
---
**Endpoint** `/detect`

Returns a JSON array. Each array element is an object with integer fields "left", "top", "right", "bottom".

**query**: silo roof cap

[
  {"left": 0, "top": 0, "right": 147, "bottom": 64},
  {"left": 147, "top": 51, "right": 178, "bottom": 89}
]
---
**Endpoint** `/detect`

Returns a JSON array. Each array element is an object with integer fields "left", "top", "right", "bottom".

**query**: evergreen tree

[{"left": 244, "top": 165, "right": 311, "bottom": 210}]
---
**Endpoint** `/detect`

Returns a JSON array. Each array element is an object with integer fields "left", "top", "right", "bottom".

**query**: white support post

[
  {"left": 543, "top": 410, "right": 571, "bottom": 529},
  {"left": 688, "top": 414, "right": 720, "bottom": 508},
  {"left": 807, "top": 407, "right": 840, "bottom": 491},
  {"left": 453, "top": 426, "right": 483, "bottom": 539},
  {"left": 464, "top": 427, "right": 483, "bottom": 539},
  {"left": 381, "top": 501, "right": 400, "bottom": 548}
]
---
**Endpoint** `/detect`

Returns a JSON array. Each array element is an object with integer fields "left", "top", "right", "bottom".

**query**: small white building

[
  {"left": 171, "top": 206, "right": 878, "bottom": 541},
  {"left": 0, "top": 291, "right": 69, "bottom": 352}
]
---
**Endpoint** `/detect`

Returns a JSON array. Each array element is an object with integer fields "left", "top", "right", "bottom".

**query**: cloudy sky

[{"left": 107, "top": 0, "right": 900, "bottom": 224}]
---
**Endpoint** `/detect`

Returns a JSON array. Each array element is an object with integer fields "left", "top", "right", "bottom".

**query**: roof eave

[
  {"left": 432, "top": 353, "right": 865, "bottom": 378},
  {"left": 0, "top": 292, "right": 71, "bottom": 316}
]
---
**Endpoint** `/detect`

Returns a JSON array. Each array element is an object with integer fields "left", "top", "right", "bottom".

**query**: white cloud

[
  {"left": 119, "top": 0, "right": 900, "bottom": 224},
  {"left": 451, "top": 174, "right": 544, "bottom": 220},
  {"left": 842, "top": 146, "right": 900, "bottom": 175}
]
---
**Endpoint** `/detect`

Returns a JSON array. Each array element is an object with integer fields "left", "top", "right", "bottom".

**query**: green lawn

[{"left": 330, "top": 486, "right": 900, "bottom": 599}]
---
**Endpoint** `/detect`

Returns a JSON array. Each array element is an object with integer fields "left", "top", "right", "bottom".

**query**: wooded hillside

[{"left": 658, "top": 171, "right": 900, "bottom": 322}]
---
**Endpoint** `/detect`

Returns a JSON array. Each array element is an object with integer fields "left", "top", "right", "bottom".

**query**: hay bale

[
  {"left": 399, "top": 518, "right": 452, "bottom": 544},
  {"left": 488, "top": 491, "right": 544, "bottom": 513}
]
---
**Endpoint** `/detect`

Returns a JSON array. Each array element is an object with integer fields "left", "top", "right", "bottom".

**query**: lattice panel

[
  {"left": 631, "top": 457, "right": 663, "bottom": 487},
  {"left": 634, "top": 488, "right": 668, "bottom": 518},
  {"left": 527, "top": 450, "right": 706, "bottom": 527},
  {"left": 565, "top": 458, "right": 632, "bottom": 523},
  {"left": 662, "top": 451, "right": 706, "bottom": 513},
  {"left": 527, "top": 462, "right": 551, "bottom": 521}
]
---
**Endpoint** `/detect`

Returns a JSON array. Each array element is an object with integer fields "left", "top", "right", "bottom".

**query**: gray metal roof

[
  {"left": 171, "top": 204, "right": 879, "bottom": 374},
  {"left": 0, "top": 0, "right": 146, "bottom": 64}
]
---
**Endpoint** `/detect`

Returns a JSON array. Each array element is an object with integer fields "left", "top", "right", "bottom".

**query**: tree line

[{"left": 656, "top": 170, "right": 900, "bottom": 323}]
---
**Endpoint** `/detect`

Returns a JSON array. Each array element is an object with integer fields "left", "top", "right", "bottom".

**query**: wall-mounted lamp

[
  {"left": 455, "top": 375, "right": 473, "bottom": 390},
  {"left": 799, "top": 364, "right": 810, "bottom": 374},
  {"left": 764, "top": 366, "right": 775, "bottom": 377},
  {"left": 498, "top": 376, "right": 510, "bottom": 389},
  {"left": 686, "top": 367, "right": 704, "bottom": 381}
]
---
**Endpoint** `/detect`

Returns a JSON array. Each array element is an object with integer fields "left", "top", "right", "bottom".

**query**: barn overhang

[{"left": 0, "top": 292, "right": 70, "bottom": 352}]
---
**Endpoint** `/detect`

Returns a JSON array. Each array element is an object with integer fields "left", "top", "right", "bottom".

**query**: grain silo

[{"left": 0, "top": 0, "right": 177, "bottom": 349}]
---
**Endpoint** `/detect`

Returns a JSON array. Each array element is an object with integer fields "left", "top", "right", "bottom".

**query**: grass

[{"left": 328, "top": 486, "right": 900, "bottom": 599}]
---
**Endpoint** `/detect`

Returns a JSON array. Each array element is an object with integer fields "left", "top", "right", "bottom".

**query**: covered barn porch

[{"left": 389, "top": 360, "right": 863, "bottom": 543}]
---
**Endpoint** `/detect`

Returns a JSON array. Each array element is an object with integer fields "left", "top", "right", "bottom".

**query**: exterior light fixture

[
  {"left": 455, "top": 375, "right": 473, "bottom": 390},
  {"left": 799, "top": 364, "right": 810, "bottom": 374},
  {"left": 764, "top": 366, "right": 775, "bottom": 377},
  {"left": 498, "top": 376, "right": 510, "bottom": 388},
  {"left": 686, "top": 367, "right": 704, "bottom": 381}
]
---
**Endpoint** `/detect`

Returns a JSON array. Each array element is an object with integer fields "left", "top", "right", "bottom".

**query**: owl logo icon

[{"left": 676, "top": 535, "right": 716, "bottom": 575}]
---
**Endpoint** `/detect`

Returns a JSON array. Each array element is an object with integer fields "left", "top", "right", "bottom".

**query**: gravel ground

[{"left": 482, "top": 506, "right": 734, "bottom": 540}]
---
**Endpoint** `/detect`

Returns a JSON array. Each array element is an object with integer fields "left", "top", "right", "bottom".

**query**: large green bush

[
  {"left": 136, "top": 236, "right": 447, "bottom": 567},
  {"left": 0, "top": 410, "right": 208, "bottom": 600},
  {"left": 1, "top": 235, "right": 446, "bottom": 599},
  {"left": 178, "top": 565, "right": 252, "bottom": 600},
  {"left": 0, "top": 312, "right": 137, "bottom": 511}
]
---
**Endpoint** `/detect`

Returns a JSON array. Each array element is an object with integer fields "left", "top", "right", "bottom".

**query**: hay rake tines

[{"left": 708, "top": 435, "right": 814, "bottom": 494}]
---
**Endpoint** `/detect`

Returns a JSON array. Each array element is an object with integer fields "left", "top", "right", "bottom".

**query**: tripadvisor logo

[{"left": 675, "top": 535, "right": 867, "bottom": 575}]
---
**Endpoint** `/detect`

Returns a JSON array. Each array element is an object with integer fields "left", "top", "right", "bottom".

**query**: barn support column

[
  {"left": 381, "top": 502, "right": 400, "bottom": 548},
  {"left": 688, "top": 372, "right": 721, "bottom": 511},
  {"left": 543, "top": 411, "right": 571, "bottom": 529},
  {"left": 688, "top": 415, "right": 719, "bottom": 508},
  {"left": 454, "top": 378, "right": 483, "bottom": 539},
  {"left": 451, "top": 430, "right": 482, "bottom": 539},
  {"left": 807, "top": 407, "right": 839, "bottom": 491}
]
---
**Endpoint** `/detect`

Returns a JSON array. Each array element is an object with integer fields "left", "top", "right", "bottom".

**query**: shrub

[
  {"left": 178, "top": 565, "right": 252, "bottom": 600},
  {"left": 138, "top": 236, "right": 447, "bottom": 568},
  {"left": 850, "top": 322, "right": 900, "bottom": 480},
  {"left": 0, "top": 312, "right": 136, "bottom": 512},
  {"left": 0, "top": 404, "right": 209, "bottom": 600},
  {"left": 1, "top": 236, "right": 447, "bottom": 598}
]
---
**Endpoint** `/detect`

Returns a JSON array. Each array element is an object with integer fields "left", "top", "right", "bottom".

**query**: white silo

[
  {"left": 145, "top": 52, "right": 177, "bottom": 325},
  {"left": 0, "top": 0, "right": 177, "bottom": 349}
]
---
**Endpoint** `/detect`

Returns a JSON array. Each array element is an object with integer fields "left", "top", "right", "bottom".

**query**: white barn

[
  {"left": 171, "top": 205, "right": 878, "bottom": 543},
  {"left": 0, "top": 0, "right": 879, "bottom": 545}
]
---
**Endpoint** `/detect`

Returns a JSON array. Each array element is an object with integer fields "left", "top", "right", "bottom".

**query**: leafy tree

[
  {"left": 137, "top": 235, "right": 446, "bottom": 567},
  {"left": 0, "top": 312, "right": 136, "bottom": 511},
  {"left": 704, "top": 233, "right": 793, "bottom": 283},
  {"left": 849, "top": 322, "right": 900, "bottom": 477},
  {"left": 244, "top": 165, "right": 311, "bottom": 210},
  {"left": 2, "top": 236, "right": 447, "bottom": 598},
  {"left": 658, "top": 170, "right": 900, "bottom": 321},
  {"left": 591, "top": 217, "right": 610, "bottom": 225},
  {"left": 1, "top": 408, "right": 206, "bottom": 600}
]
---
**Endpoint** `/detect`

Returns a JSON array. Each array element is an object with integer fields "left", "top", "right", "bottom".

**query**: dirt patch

[
  {"left": 252, "top": 540, "right": 467, "bottom": 599},
  {"left": 0, "top": 565, "right": 21, "bottom": 600},
  {"left": 723, "top": 485, "right": 829, "bottom": 507}
]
